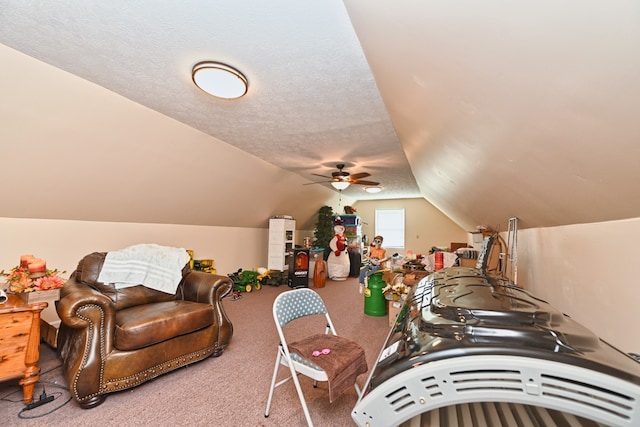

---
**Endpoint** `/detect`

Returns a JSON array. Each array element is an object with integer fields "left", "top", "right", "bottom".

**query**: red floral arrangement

[{"left": 1, "top": 255, "right": 66, "bottom": 293}]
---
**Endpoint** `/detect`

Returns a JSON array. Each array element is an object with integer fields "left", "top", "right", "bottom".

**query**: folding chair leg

[
  {"left": 265, "top": 348, "right": 315, "bottom": 426},
  {"left": 287, "top": 362, "right": 314, "bottom": 427},
  {"left": 355, "top": 382, "right": 362, "bottom": 398},
  {"left": 265, "top": 349, "right": 283, "bottom": 418}
]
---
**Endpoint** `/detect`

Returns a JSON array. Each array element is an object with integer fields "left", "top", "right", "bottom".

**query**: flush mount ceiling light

[
  {"left": 192, "top": 61, "right": 248, "bottom": 99},
  {"left": 365, "top": 186, "right": 382, "bottom": 194},
  {"left": 331, "top": 181, "right": 350, "bottom": 191}
]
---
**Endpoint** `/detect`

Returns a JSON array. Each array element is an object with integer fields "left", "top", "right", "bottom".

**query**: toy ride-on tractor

[
  {"left": 257, "top": 269, "right": 288, "bottom": 287},
  {"left": 228, "top": 269, "right": 261, "bottom": 293}
]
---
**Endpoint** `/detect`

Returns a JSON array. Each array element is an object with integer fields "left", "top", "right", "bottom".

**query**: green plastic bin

[{"left": 364, "top": 271, "right": 387, "bottom": 316}]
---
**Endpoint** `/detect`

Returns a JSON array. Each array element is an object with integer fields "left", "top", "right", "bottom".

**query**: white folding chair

[{"left": 264, "top": 288, "right": 364, "bottom": 427}]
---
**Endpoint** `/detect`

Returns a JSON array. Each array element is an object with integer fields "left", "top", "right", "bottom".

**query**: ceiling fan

[{"left": 306, "top": 164, "right": 379, "bottom": 190}]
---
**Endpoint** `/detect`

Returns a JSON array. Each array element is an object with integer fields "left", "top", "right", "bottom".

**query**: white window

[{"left": 375, "top": 209, "right": 405, "bottom": 248}]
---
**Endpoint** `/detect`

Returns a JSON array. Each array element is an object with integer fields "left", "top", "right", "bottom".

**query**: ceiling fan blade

[
  {"left": 309, "top": 165, "right": 379, "bottom": 188},
  {"left": 303, "top": 180, "right": 331, "bottom": 185},
  {"left": 351, "top": 179, "right": 380, "bottom": 186},
  {"left": 311, "top": 173, "right": 334, "bottom": 179},
  {"left": 349, "top": 172, "right": 371, "bottom": 180}
]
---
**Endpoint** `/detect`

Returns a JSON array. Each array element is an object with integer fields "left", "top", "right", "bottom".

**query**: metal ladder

[{"left": 502, "top": 217, "right": 518, "bottom": 284}]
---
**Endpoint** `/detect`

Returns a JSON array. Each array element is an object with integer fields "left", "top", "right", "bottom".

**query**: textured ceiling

[
  {"left": 0, "top": 0, "right": 419, "bottom": 200},
  {"left": 2, "top": 1, "right": 640, "bottom": 232}
]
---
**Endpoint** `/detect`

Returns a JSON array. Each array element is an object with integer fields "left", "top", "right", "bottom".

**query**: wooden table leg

[
  {"left": 18, "top": 309, "right": 42, "bottom": 405},
  {"left": 19, "top": 365, "right": 40, "bottom": 405}
]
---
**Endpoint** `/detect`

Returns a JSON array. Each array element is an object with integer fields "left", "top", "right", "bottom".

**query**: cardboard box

[
  {"left": 402, "top": 269, "right": 430, "bottom": 283},
  {"left": 460, "top": 258, "right": 477, "bottom": 268},
  {"left": 450, "top": 242, "right": 469, "bottom": 252},
  {"left": 18, "top": 288, "right": 61, "bottom": 325},
  {"left": 20, "top": 288, "right": 62, "bottom": 348},
  {"left": 41, "top": 319, "right": 60, "bottom": 348},
  {"left": 382, "top": 270, "right": 403, "bottom": 286}
]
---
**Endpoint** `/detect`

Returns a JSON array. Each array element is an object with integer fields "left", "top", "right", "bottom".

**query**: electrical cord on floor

[
  {"left": 18, "top": 381, "right": 72, "bottom": 419},
  {"left": 1, "top": 386, "right": 25, "bottom": 404},
  {"left": 0, "top": 364, "right": 63, "bottom": 403},
  {"left": 39, "top": 363, "right": 63, "bottom": 376},
  {"left": 1, "top": 363, "right": 72, "bottom": 420}
]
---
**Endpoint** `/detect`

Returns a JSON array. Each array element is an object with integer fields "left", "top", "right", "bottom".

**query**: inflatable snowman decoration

[{"left": 327, "top": 216, "right": 350, "bottom": 280}]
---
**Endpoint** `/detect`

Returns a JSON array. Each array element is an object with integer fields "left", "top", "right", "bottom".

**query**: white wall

[
  {"left": 1, "top": 217, "right": 269, "bottom": 279},
  {"left": 517, "top": 217, "right": 640, "bottom": 354}
]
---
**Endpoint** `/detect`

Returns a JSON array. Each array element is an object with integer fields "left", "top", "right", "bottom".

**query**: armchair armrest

[
  {"left": 56, "top": 276, "right": 119, "bottom": 402},
  {"left": 58, "top": 279, "right": 115, "bottom": 326},
  {"left": 179, "top": 271, "right": 234, "bottom": 352},
  {"left": 57, "top": 276, "right": 117, "bottom": 356},
  {"left": 179, "top": 271, "right": 233, "bottom": 304}
]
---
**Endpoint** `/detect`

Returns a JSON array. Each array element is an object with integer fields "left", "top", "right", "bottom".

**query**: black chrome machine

[{"left": 352, "top": 267, "right": 640, "bottom": 427}]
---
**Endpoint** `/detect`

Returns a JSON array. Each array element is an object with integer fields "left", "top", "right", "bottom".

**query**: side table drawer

[{"left": 0, "top": 312, "right": 33, "bottom": 379}]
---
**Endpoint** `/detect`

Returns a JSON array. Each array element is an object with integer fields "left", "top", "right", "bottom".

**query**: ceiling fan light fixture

[
  {"left": 331, "top": 181, "right": 350, "bottom": 190},
  {"left": 192, "top": 61, "right": 248, "bottom": 99},
  {"left": 365, "top": 186, "right": 382, "bottom": 193}
]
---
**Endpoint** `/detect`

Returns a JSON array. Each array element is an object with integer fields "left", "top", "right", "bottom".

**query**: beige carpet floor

[{"left": 0, "top": 276, "right": 390, "bottom": 426}]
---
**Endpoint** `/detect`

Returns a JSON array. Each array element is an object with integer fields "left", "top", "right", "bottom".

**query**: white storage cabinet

[{"left": 268, "top": 218, "right": 295, "bottom": 271}]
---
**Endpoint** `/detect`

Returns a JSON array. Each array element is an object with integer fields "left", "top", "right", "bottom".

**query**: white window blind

[{"left": 375, "top": 209, "right": 405, "bottom": 248}]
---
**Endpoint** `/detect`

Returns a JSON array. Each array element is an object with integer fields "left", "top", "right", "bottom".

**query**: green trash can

[{"left": 364, "top": 271, "right": 387, "bottom": 316}]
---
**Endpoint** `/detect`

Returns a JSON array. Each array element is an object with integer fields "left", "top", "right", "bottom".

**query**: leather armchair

[{"left": 56, "top": 252, "right": 233, "bottom": 408}]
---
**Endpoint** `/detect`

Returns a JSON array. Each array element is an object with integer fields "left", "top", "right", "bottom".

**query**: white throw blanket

[{"left": 97, "top": 244, "right": 191, "bottom": 294}]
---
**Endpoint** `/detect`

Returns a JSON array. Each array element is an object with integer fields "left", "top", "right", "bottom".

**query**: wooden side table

[{"left": 0, "top": 294, "right": 47, "bottom": 405}]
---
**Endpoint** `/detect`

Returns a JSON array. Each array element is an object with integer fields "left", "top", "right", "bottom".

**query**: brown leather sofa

[{"left": 56, "top": 252, "right": 233, "bottom": 408}]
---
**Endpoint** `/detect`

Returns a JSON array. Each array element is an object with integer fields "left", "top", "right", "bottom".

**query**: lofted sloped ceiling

[
  {"left": 1, "top": 1, "right": 639, "bottom": 232},
  {"left": 345, "top": 0, "right": 640, "bottom": 231}
]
